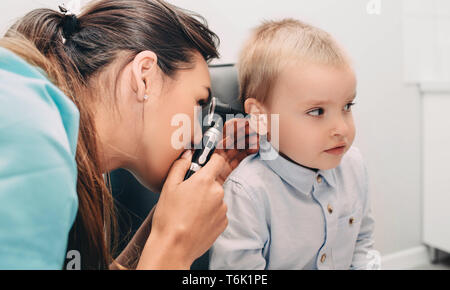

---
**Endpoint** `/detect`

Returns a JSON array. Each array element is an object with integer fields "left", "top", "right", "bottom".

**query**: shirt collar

[{"left": 259, "top": 138, "right": 336, "bottom": 195}]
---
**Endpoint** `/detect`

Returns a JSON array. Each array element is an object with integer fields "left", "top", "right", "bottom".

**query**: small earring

[{"left": 144, "top": 95, "right": 149, "bottom": 101}]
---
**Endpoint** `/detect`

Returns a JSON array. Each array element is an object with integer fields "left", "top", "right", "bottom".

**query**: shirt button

[
  {"left": 317, "top": 176, "right": 323, "bottom": 184},
  {"left": 349, "top": 217, "right": 355, "bottom": 225},
  {"left": 320, "top": 254, "right": 327, "bottom": 263},
  {"left": 327, "top": 204, "right": 333, "bottom": 214}
]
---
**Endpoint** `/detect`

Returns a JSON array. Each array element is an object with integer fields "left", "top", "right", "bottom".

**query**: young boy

[{"left": 209, "top": 19, "right": 380, "bottom": 270}]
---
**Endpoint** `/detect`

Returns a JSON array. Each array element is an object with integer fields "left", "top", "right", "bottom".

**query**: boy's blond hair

[{"left": 238, "top": 18, "right": 350, "bottom": 104}]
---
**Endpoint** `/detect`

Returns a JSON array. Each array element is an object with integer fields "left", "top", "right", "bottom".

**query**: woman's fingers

[
  {"left": 210, "top": 117, "right": 260, "bottom": 183},
  {"left": 221, "top": 118, "right": 259, "bottom": 151},
  {"left": 163, "top": 150, "right": 193, "bottom": 189},
  {"left": 199, "top": 153, "right": 226, "bottom": 180},
  {"left": 150, "top": 150, "right": 228, "bottom": 267}
]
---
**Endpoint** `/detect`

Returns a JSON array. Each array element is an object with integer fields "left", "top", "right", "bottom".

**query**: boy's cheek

[{"left": 279, "top": 131, "right": 319, "bottom": 162}]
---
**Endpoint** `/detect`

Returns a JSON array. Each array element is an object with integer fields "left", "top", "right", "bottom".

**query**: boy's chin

[
  {"left": 315, "top": 157, "right": 343, "bottom": 170},
  {"left": 280, "top": 151, "right": 343, "bottom": 171}
]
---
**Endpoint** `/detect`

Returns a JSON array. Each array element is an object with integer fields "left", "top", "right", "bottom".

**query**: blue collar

[{"left": 259, "top": 138, "right": 336, "bottom": 195}]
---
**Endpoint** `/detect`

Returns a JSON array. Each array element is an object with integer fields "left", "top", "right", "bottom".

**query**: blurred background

[{"left": 1, "top": 0, "right": 449, "bottom": 269}]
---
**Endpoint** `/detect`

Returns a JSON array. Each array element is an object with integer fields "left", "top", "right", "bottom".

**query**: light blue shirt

[
  {"left": 0, "top": 48, "right": 79, "bottom": 269},
  {"left": 210, "top": 139, "right": 379, "bottom": 270}
]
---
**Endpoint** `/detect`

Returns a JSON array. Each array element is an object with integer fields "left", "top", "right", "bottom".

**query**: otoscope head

[
  {"left": 206, "top": 97, "right": 217, "bottom": 127},
  {"left": 185, "top": 97, "right": 248, "bottom": 180},
  {"left": 213, "top": 98, "right": 247, "bottom": 117},
  {"left": 201, "top": 97, "right": 248, "bottom": 133}
]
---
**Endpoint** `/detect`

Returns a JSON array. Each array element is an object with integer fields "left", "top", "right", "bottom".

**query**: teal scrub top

[{"left": 0, "top": 47, "right": 79, "bottom": 269}]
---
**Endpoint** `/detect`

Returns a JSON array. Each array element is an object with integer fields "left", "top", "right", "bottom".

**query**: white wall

[
  {"left": 403, "top": 0, "right": 450, "bottom": 83},
  {"left": 0, "top": 1, "right": 57, "bottom": 35},
  {"left": 0, "top": 0, "right": 423, "bottom": 257}
]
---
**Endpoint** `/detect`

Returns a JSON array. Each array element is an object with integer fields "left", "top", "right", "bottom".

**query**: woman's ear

[
  {"left": 131, "top": 51, "right": 158, "bottom": 102},
  {"left": 244, "top": 98, "right": 269, "bottom": 136}
]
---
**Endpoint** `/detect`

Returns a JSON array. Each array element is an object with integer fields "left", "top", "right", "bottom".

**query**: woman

[{"left": 0, "top": 0, "right": 256, "bottom": 269}]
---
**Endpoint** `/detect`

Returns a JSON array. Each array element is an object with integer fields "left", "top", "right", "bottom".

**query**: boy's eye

[
  {"left": 344, "top": 102, "right": 356, "bottom": 112},
  {"left": 307, "top": 108, "right": 325, "bottom": 117}
]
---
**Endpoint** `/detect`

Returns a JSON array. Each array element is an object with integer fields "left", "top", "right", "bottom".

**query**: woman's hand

[
  {"left": 215, "top": 117, "right": 259, "bottom": 185},
  {"left": 137, "top": 151, "right": 228, "bottom": 269}
]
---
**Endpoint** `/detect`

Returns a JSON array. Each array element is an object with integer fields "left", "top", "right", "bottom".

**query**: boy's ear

[
  {"left": 244, "top": 98, "right": 265, "bottom": 115},
  {"left": 244, "top": 98, "right": 269, "bottom": 136}
]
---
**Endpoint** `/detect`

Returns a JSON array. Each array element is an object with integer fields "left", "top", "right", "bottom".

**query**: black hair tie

[
  {"left": 59, "top": 6, "right": 80, "bottom": 41},
  {"left": 62, "top": 14, "right": 79, "bottom": 40}
]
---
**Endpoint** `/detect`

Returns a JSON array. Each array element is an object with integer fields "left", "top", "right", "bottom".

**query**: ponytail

[{"left": 4, "top": 9, "right": 116, "bottom": 270}]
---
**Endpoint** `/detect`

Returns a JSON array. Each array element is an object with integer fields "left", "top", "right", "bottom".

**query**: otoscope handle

[{"left": 184, "top": 126, "right": 222, "bottom": 180}]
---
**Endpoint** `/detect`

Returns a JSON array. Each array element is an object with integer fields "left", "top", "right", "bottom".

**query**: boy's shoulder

[
  {"left": 225, "top": 153, "right": 276, "bottom": 196},
  {"left": 227, "top": 152, "right": 269, "bottom": 179}
]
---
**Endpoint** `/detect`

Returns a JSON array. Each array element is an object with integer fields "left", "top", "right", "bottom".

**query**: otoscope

[{"left": 184, "top": 97, "right": 247, "bottom": 180}]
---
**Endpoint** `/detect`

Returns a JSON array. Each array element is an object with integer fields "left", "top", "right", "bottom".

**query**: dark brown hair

[{"left": 2, "top": 0, "right": 219, "bottom": 269}]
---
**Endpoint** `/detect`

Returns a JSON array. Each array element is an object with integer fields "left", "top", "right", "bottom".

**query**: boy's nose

[{"left": 331, "top": 117, "right": 350, "bottom": 137}]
